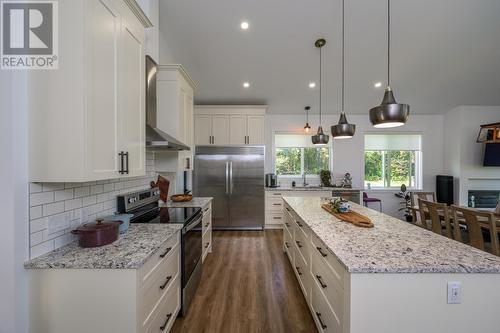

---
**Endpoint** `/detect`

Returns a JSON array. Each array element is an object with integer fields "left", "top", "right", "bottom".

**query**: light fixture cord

[
  {"left": 319, "top": 43, "right": 322, "bottom": 126},
  {"left": 387, "top": 0, "right": 390, "bottom": 87},
  {"left": 341, "top": 0, "right": 345, "bottom": 112}
]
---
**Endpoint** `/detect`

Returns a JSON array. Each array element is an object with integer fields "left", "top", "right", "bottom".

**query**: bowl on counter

[{"left": 103, "top": 213, "right": 133, "bottom": 234}]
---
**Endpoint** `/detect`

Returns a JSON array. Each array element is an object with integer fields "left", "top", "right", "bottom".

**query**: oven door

[{"left": 182, "top": 213, "right": 202, "bottom": 288}]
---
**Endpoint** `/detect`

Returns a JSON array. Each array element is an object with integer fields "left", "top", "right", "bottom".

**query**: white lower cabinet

[
  {"left": 283, "top": 202, "right": 348, "bottom": 333},
  {"left": 202, "top": 202, "right": 213, "bottom": 261},
  {"left": 28, "top": 232, "right": 181, "bottom": 333}
]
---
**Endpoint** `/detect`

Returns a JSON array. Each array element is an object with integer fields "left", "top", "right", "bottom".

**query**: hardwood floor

[{"left": 171, "top": 230, "right": 318, "bottom": 333}]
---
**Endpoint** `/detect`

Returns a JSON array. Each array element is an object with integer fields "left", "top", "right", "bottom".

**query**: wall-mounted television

[{"left": 483, "top": 143, "right": 500, "bottom": 166}]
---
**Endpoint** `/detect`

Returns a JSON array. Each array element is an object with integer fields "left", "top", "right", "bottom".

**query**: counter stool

[{"left": 363, "top": 192, "right": 382, "bottom": 212}]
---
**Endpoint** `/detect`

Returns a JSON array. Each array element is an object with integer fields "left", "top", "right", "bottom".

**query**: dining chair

[
  {"left": 451, "top": 206, "right": 500, "bottom": 256},
  {"left": 410, "top": 191, "right": 436, "bottom": 223},
  {"left": 418, "top": 199, "right": 452, "bottom": 238}
]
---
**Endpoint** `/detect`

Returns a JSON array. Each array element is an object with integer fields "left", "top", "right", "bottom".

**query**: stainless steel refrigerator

[{"left": 193, "top": 146, "right": 264, "bottom": 230}]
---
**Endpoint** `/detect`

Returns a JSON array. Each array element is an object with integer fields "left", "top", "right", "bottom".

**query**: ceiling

[{"left": 159, "top": 0, "right": 500, "bottom": 114}]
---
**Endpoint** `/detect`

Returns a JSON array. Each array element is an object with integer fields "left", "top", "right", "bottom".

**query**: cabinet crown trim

[
  {"left": 157, "top": 64, "right": 197, "bottom": 88},
  {"left": 124, "top": 0, "right": 153, "bottom": 27}
]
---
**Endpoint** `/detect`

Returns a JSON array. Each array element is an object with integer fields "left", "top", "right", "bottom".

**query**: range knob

[
  {"left": 153, "top": 190, "right": 160, "bottom": 196},
  {"left": 128, "top": 197, "right": 137, "bottom": 204}
]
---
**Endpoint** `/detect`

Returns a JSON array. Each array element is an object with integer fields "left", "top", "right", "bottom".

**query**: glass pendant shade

[
  {"left": 304, "top": 123, "right": 311, "bottom": 133},
  {"left": 332, "top": 112, "right": 356, "bottom": 139},
  {"left": 369, "top": 87, "right": 409, "bottom": 128},
  {"left": 303, "top": 106, "right": 311, "bottom": 133},
  {"left": 312, "top": 126, "right": 329, "bottom": 145}
]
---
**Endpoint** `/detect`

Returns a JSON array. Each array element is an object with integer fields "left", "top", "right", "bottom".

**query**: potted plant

[
  {"left": 394, "top": 184, "right": 413, "bottom": 222},
  {"left": 320, "top": 170, "right": 332, "bottom": 187}
]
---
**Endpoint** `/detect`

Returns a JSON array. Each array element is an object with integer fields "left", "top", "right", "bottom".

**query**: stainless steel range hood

[{"left": 145, "top": 55, "right": 190, "bottom": 151}]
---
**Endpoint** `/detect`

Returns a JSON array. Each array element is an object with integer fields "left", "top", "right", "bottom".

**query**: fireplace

[{"left": 468, "top": 190, "right": 500, "bottom": 209}]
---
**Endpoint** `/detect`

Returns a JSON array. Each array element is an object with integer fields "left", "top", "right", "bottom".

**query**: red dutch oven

[{"left": 71, "top": 218, "right": 123, "bottom": 248}]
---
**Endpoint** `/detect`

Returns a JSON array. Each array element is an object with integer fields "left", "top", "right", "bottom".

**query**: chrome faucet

[{"left": 302, "top": 173, "right": 308, "bottom": 187}]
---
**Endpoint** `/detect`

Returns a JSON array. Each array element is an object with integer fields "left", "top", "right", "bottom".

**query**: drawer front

[
  {"left": 311, "top": 248, "right": 343, "bottom": 322},
  {"left": 294, "top": 243, "right": 310, "bottom": 299},
  {"left": 293, "top": 215, "right": 309, "bottom": 240},
  {"left": 311, "top": 282, "right": 341, "bottom": 333},
  {"left": 144, "top": 275, "right": 181, "bottom": 333},
  {"left": 202, "top": 208, "right": 212, "bottom": 234},
  {"left": 283, "top": 227, "right": 293, "bottom": 263},
  {"left": 311, "top": 233, "right": 345, "bottom": 287},
  {"left": 283, "top": 213, "right": 294, "bottom": 240},
  {"left": 266, "top": 197, "right": 284, "bottom": 212},
  {"left": 294, "top": 223, "right": 309, "bottom": 266},
  {"left": 266, "top": 212, "right": 284, "bottom": 226},
  {"left": 202, "top": 227, "right": 212, "bottom": 259},
  {"left": 140, "top": 233, "right": 180, "bottom": 286},
  {"left": 141, "top": 244, "right": 180, "bottom": 325}
]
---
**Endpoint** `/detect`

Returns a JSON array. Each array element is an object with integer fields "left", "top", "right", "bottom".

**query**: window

[
  {"left": 275, "top": 134, "right": 330, "bottom": 176},
  {"left": 364, "top": 134, "right": 422, "bottom": 189}
]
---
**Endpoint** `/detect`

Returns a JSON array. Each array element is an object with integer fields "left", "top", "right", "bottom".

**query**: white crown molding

[
  {"left": 124, "top": 0, "right": 153, "bottom": 28},
  {"left": 157, "top": 64, "right": 197, "bottom": 89}
]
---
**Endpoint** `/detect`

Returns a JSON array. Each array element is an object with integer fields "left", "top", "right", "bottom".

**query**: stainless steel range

[{"left": 117, "top": 188, "right": 203, "bottom": 316}]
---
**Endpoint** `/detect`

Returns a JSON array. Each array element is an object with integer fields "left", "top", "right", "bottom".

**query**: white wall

[
  {"left": 0, "top": 71, "right": 29, "bottom": 333},
  {"left": 444, "top": 106, "right": 500, "bottom": 205},
  {"left": 265, "top": 113, "right": 445, "bottom": 218}
]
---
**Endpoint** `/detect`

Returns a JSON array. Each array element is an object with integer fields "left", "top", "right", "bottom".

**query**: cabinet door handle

[
  {"left": 160, "top": 313, "right": 173, "bottom": 331},
  {"left": 205, "top": 242, "right": 210, "bottom": 249},
  {"left": 315, "top": 312, "right": 327, "bottom": 329},
  {"left": 159, "top": 275, "right": 172, "bottom": 290},
  {"left": 295, "top": 266, "right": 302, "bottom": 275},
  {"left": 315, "top": 275, "right": 327, "bottom": 288},
  {"left": 118, "top": 151, "right": 125, "bottom": 174},
  {"left": 124, "top": 152, "right": 129, "bottom": 174},
  {"left": 295, "top": 240, "right": 303, "bottom": 248},
  {"left": 316, "top": 247, "right": 328, "bottom": 257},
  {"left": 159, "top": 247, "right": 172, "bottom": 258}
]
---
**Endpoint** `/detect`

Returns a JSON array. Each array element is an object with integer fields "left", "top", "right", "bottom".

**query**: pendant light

[
  {"left": 312, "top": 39, "right": 329, "bottom": 145},
  {"left": 369, "top": 0, "right": 409, "bottom": 128},
  {"left": 332, "top": 0, "right": 356, "bottom": 139},
  {"left": 303, "top": 106, "right": 311, "bottom": 133}
]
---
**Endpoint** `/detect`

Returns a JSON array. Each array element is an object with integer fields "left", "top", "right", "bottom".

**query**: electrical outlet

[{"left": 447, "top": 281, "right": 462, "bottom": 304}]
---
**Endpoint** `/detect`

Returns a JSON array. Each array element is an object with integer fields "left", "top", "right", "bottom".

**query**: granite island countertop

[
  {"left": 163, "top": 196, "right": 213, "bottom": 208},
  {"left": 24, "top": 224, "right": 183, "bottom": 269},
  {"left": 265, "top": 186, "right": 361, "bottom": 192},
  {"left": 283, "top": 196, "right": 500, "bottom": 274}
]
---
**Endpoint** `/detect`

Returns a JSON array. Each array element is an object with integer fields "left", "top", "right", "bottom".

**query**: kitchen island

[
  {"left": 25, "top": 224, "right": 183, "bottom": 333},
  {"left": 283, "top": 196, "right": 500, "bottom": 333}
]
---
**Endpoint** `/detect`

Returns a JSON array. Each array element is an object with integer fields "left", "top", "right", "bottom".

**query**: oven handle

[{"left": 183, "top": 214, "right": 203, "bottom": 234}]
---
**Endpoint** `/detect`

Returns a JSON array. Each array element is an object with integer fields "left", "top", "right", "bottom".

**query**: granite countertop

[
  {"left": 24, "top": 224, "right": 183, "bottom": 269},
  {"left": 283, "top": 196, "right": 500, "bottom": 274},
  {"left": 265, "top": 186, "right": 361, "bottom": 192},
  {"left": 164, "top": 197, "right": 213, "bottom": 208}
]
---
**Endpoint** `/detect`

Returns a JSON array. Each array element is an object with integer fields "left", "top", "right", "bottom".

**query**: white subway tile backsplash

[
  {"left": 28, "top": 154, "right": 157, "bottom": 259},
  {"left": 30, "top": 191, "right": 54, "bottom": 207},
  {"left": 30, "top": 206, "right": 42, "bottom": 220},
  {"left": 54, "top": 188, "right": 74, "bottom": 201},
  {"left": 43, "top": 201, "right": 65, "bottom": 216}
]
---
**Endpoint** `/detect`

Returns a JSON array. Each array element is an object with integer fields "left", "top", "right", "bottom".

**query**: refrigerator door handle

[
  {"left": 229, "top": 162, "right": 233, "bottom": 194},
  {"left": 225, "top": 161, "right": 229, "bottom": 194}
]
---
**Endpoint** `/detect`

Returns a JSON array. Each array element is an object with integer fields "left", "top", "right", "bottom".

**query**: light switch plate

[{"left": 447, "top": 281, "right": 462, "bottom": 304}]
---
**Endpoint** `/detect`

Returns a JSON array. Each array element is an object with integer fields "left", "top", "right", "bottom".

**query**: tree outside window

[
  {"left": 276, "top": 147, "right": 329, "bottom": 176},
  {"left": 364, "top": 150, "right": 416, "bottom": 188}
]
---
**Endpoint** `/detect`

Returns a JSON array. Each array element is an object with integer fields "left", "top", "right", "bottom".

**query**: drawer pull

[
  {"left": 273, "top": 216, "right": 282, "bottom": 220},
  {"left": 315, "top": 275, "right": 327, "bottom": 288},
  {"left": 295, "top": 240, "right": 303, "bottom": 248},
  {"left": 315, "top": 312, "right": 327, "bottom": 329},
  {"left": 159, "top": 247, "right": 172, "bottom": 258},
  {"left": 159, "top": 275, "right": 172, "bottom": 290},
  {"left": 273, "top": 203, "right": 281, "bottom": 206},
  {"left": 204, "top": 207, "right": 210, "bottom": 212},
  {"left": 296, "top": 221, "right": 303, "bottom": 227},
  {"left": 205, "top": 242, "right": 210, "bottom": 249},
  {"left": 285, "top": 207, "right": 290, "bottom": 211},
  {"left": 204, "top": 222, "right": 210, "bottom": 227},
  {"left": 273, "top": 193, "right": 282, "bottom": 196},
  {"left": 316, "top": 247, "right": 328, "bottom": 257},
  {"left": 295, "top": 266, "right": 303, "bottom": 276},
  {"left": 160, "top": 313, "right": 173, "bottom": 331},
  {"left": 285, "top": 242, "right": 290, "bottom": 248},
  {"left": 285, "top": 222, "right": 290, "bottom": 227}
]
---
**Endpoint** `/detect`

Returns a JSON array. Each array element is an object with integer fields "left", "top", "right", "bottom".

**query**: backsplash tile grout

[{"left": 29, "top": 152, "right": 158, "bottom": 259}]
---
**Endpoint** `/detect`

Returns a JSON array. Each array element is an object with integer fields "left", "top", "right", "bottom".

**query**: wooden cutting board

[{"left": 321, "top": 203, "right": 374, "bottom": 228}]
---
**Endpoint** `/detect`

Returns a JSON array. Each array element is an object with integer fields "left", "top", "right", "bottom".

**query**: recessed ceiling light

[
  {"left": 374, "top": 82, "right": 382, "bottom": 88},
  {"left": 240, "top": 21, "right": 249, "bottom": 30},
  {"left": 309, "top": 82, "right": 316, "bottom": 88},
  {"left": 243, "top": 82, "right": 250, "bottom": 88}
]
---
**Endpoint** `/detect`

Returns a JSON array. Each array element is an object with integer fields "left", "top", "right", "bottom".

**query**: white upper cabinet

[
  {"left": 28, "top": 0, "right": 150, "bottom": 182},
  {"left": 194, "top": 106, "right": 267, "bottom": 146}
]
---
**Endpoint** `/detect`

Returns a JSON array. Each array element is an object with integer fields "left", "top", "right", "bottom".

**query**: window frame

[{"left": 363, "top": 133, "right": 423, "bottom": 190}]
